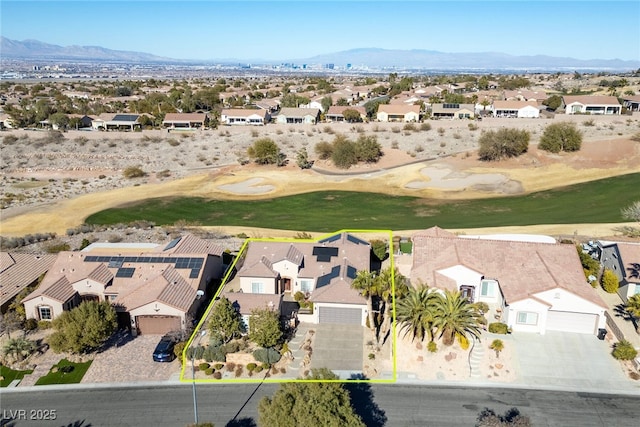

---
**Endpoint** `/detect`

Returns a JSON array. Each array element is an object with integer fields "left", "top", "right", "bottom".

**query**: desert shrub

[
  {"left": 368, "top": 353, "right": 375, "bottom": 360},
  {"left": 582, "top": 119, "right": 596, "bottom": 127},
  {"left": 630, "top": 132, "right": 640, "bottom": 142},
  {"left": 225, "top": 362, "right": 236, "bottom": 372},
  {"left": 468, "top": 123, "right": 479, "bottom": 131},
  {"left": 38, "top": 320, "right": 52, "bottom": 330},
  {"left": 370, "top": 239, "right": 388, "bottom": 261},
  {"left": 612, "top": 340, "right": 638, "bottom": 360},
  {"left": 24, "top": 318, "right": 38, "bottom": 331},
  {"left": 247, "top": 362, "right": 257, "bottom": 372},
  {"left": 234, "top": 365, "right": 244, "bottom": 377},
  {"left": 253, "top": 347, "right": 281, "bottom": 365},
  {"left": 420, "top": 122, "right": 432, "bottom": 131},
  {"left": 204, "top": 367, "right": 215, "bottom": 375},
  {"left": 213, "top": 371, "right": 222, "bottom": 379},
  {"left": 601, "top": 269, "right": 619, "bottom": 293},
  {"left": 391, "top": 126, "right": 401, "bottom": 133},
  {"left": 254, "top": 365, "right": 264, "bottom": 373},
  {"left": 437, "top": 127, "right": 445, "bottom": 136},
  {"left": 204, "top": 345, "right": 227, "bottom": 362},
  {"left": 213, "top": 363, "right": 224, "bottom": 370},
  {"left": 156, "top": 169, "right": 171, "bottom": 178},
  {"left": 167, "top": 138, "right": 180, "bottom": 146},
  {"left": 44, "top": 241, "right": 71, "bottom": 253},
  {"left": 403, "top": 123, "right": 417, "bottom": 132},
  {"left": 488, "top": 322, "right": 509, "bottom": 334},
  {"left": 173, "top": 341, "right": 186, "bottom": 363},
  {"left": 427, "top": 341, "right": 437, "bottom": 353},
  {"left": 122, "top": 166, "right": 146, "bottom": 179},
  {"left": 539, "top": 122, "right": 583, "bottom": 153},
  {"left": 331, "top": 135, "right": 358, "bottom": 169},
  {"left": 3, "top": 134, "right": 19, "bottom": 145},
  {"left": 199, "top": 362, "right": 210, "bottom": 371},
  {"left": 296, "top": 148, "right": 313, "bottom": 169},
  {"left": 354, "top": 134, "right": 382, "bottom": 163},
  {"left": 224, "top": 341, "right": 240, "bottom": 353},
  {"left": 314, "top": 140, "right": 333, "bottom": 160},
  {"left": 478, "top": 128, "right": 530, "bottom": 161}
]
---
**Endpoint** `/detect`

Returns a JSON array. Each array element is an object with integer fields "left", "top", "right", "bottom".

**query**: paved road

[{"left": 2, "top": 383, "right": 639, "bottom": 427}]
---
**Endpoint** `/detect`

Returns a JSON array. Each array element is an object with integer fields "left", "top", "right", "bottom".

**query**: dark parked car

[{"left": 152, "top": 335, "right": 177, "bottom": 362}]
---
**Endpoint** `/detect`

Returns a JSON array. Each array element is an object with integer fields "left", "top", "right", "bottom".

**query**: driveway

[
  {"left": 309, "top": 323, "right": 365, "bottom": 375},
  {"left": 507, "top": 331, "right": 636, "bottom": 392},
  {"left": 81, "top": 332, "right": 180, "bottom": 383}
]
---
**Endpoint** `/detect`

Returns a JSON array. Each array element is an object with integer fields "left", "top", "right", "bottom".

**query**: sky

[{"left": 1, "top": 0, "right": 639, "bottom": 62}]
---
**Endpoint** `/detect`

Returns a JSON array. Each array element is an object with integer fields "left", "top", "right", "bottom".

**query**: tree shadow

[
  {"left": 61, "top": 421, "right": 92, "bottom": 427},
  {"left": 613, "top": 303, "right": 638, "bottom": 330},
  {"left": 345, "top": 374, "right": 387, "bottom": 427},
  {"left": 99, "top": 329, "right": 135, "bottom": 352},
  {"left": 225, "top": 418, "right": 256, "bottom": 427}
]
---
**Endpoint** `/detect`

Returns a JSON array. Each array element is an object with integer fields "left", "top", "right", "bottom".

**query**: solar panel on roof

[
  {"left": 112, "top": 114, "right": 139, "bottom": 122},
  {"left": 115, "top": 268, "right": 135, "bottom": 278},
  {"left": 84, "top": 256, "right": 98, "bottom": 262},
  {"left": 312, "top": 246, "right": 338, "bottom": 262},
  {"left": 347, "top": 265, "right": 357, "bottom": 280},
  {"left": 318, "top": 234, "right": 341, "bottom": 244},
  {"left": 97, "top": 256, "right": 111, "bottom": 262},
  {"left": 346, "top": 234, "right": 368, "bottom": 246},
  {"left": 124, "top": 257, "right": 137, "bottom": 263},
  {"left": 316, "top": 265, "right": 341, "bottom": 287},
  {"left": 163, "top": 237, "right": 182, "bottom": 251},
  {"left": 189, "top": 269, "right": 200, "bottom": 279}
]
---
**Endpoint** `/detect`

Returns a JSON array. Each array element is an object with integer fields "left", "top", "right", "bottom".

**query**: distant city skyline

[{"left": 2, "top": 1, "right": 639, "bottom": 62}]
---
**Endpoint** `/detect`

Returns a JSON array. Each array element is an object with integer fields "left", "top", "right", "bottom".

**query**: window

[
  {"left": 300, "top": 279, "right": 313, "bottom": 293},
  {"left": 38, "top": 306, "right": 52, "bottom": 320},
  {"left": 251, "top": 282, "right": 264, "bottom": 293},
  {"left": 633, "top": 285, "right": 640, "bottom": 296},
  {"left": 516, "top": 311, "right": 538, "bottom": 325},
  {"left": 480, "top": 280, "right": 496, "bottom": 298}
]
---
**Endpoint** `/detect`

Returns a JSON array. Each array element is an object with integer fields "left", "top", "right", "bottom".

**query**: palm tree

[
  {"left": 432, "top": 290, "right": 483, "bottom": 346},
  {"left": 351, "top": 270, "right": 378, "bottom": 332},
  {"left": 2, "top": 337, "right": 35, "bottom": 362},
  {"left": 396, "top": 286, "right": 440, "bottom": 343},
  {"left": 625, "top": 294, "right": 640, "bottom": 334},
  {"left": 376, "top": 267, "right": 410, "bottom": 342},
  {"left": 490, "top": 339, "right": 504, "bottom": 358}
]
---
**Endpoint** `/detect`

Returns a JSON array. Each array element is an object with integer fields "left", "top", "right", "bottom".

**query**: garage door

[
  {"left": 546, "top": 311, "right": 598, "bottom": 334},
  {"left": 318, "top": 306, "right": 362, "bottom": 325},
  {"left": 137, "top": 315, "right": 181, "bottom": 335}
]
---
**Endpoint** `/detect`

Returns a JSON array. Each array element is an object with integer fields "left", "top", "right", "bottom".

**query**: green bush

[
  {"left": 247, "top": 362, "right": 257, "bottom": 371},
  {"left": 213, "top": 363, "right": 224, "bottom": 370},
  {"left": 254, "top": 365, "right": 264, "bottom": 373},
  {"left": 488, "top": 322, "right": 509, "bottom": 334},
  {"left": 199, "top": 362, "right": 210, "bottom": 371},
  {"left": 478, "top": 128, "right": 530, "bottom": 161},
  {"left": 253, "top": 347, "right": 281, "bottom": 365},
  {"left": 293, "top": 291, "right": 306, "bottom": 302},
  {"left": 204, "top": 346, "right": 227, "bottom": 362},
  {"left": 173, "top": 341, "right": 186, "bottom": 363},
  {"left": 204, "top": 367, "right": 215, "bottom": 375},
  {"left": 539, "top": 122, "right": 583, "bottom": 153},
  {"left": 24, "top": 318, "right": 38, "bottom": 331},
  {"left": 38, "top": 320, "right": 52, "bottom": 330},
  {"left": 427, "top": 341, "right": 437, "bottom": 353},
  {"left": 612, "top": 340, "right": 638, "bottom": 360},
  {"left": 601, "top": 269, "right": 619, "bottom": 293}
]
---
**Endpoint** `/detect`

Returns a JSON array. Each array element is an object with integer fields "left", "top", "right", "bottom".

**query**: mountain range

[{"left": 2, "top": 37, "right": 639, "bottom": 71}]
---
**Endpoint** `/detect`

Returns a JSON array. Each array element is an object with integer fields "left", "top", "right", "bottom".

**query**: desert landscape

[{"left": 1, "top": 113, "right": 639, "bottom": 239}]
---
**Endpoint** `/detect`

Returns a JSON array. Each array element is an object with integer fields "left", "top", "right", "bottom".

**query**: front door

[{"left": 283, "top": 278, "right": 291, "bottom": 293}]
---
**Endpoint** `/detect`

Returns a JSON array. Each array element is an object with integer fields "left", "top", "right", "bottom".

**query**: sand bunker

[
  {"left": 217, "top": 177, "right": 275, "bottom": 195},
  {"left": 405, "top": 165, "right": 524, "bottom": 194}
]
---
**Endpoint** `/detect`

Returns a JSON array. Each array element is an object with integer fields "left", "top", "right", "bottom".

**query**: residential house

[
  {"left": 163, "top": 113, "right": 209, "bottom": 129},
  {"left": 562, "top": 95, "right": 622, "bottom": 115},
  {"left": 325, "top": 106, "right": 367, "bottom": 122},
  {"left": 91, "top": 113, "right": 143, "bottom": 131},
  {"left": 598, "top": 241, "right": 640, "bottom": 302},
  {"left": 410, "top": 227, "right": 607, "bottom": 335},
  {"left": 430, "top": 103, "right": 475, "bottom": 119},
  {"left": 275, "top": 108, "right": 320, "bottom": 124},
  {"left": 220, "top": 109, "right": 270, "bottom": 126},
  {"left": 69, "top": 114, "right": 94, "bottom": 129},
  {"left": 0, "top": 252, "right": 56, "bottom": 314},
  {"left": 621, "top": 95, "right": 640, "bottom": 113},
  {"left": 235, "top": 232, "right": 371, "bottom": 325},
  {"left": 22, "top": 234, "right": 225, "bottom": 335},
  {"left": 503, "top": 89, "right": 548, "bottom": 103},
  {"left": 492, "top": 100, "right": 540, "bottom": 118},
  {"left": 376, "top": 104, "right": 420, "bottom": 122},
  {"left": 223, "top": 292, "right": 283, "bottom": 330}
]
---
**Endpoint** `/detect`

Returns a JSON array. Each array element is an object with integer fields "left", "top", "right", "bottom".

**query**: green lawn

[
  {"left": 85, "top": 172, "right": 640, "bottom": 232},
  {"left": 0, "top": 365, "right": 33, "bottom": 387},
  {"left": 34, "top": 358, "right": 92, "bottom": 385}
]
